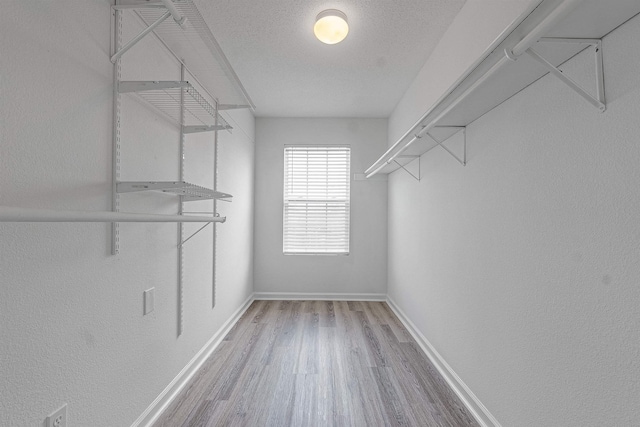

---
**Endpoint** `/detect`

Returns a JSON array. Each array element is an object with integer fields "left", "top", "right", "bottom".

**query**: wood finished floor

[{"left": 153, "top": 300, "right": 480, "bottom": 427}]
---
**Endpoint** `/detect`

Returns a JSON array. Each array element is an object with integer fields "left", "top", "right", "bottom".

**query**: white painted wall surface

[
  {"left": 254, "top": 118, "right": 387, "bottom": 296},
  {"left": 0, "top": 1, "right": 254, "bottom": 426},
  {"left": 389, "top": 0, "right": 537, "bottom": 143},
  {"left": 387, "top": 9, "right": 640, "bottom": 427}
]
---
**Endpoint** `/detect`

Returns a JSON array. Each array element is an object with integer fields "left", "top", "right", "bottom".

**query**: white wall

[
  {"left": 254, "top": 118, "right": 387, "bottom": 296},
  {"left": 0, "top": 1, "right": 254, "bottom": 426},
  {"left": 388, "top": 5, "right": 640, "bottom": 427},
  {"left": 389, "top": 0, "right": 537, "bottom": 143}
]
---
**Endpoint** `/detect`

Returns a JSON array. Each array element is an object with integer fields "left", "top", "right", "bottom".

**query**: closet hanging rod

[
  {"left": 0, "top": 207, "right": 225, "bottom": 223},
  {"left": 159, "top": 0, "right": 186, "bottom": 26},
  {"left": 365, "top": 0, "right": 584, "bottom": 178}
]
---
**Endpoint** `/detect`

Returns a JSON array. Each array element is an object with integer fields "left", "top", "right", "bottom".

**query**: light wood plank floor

[{"left": 153, "top": 300, "right": 480, "bottom": 427}]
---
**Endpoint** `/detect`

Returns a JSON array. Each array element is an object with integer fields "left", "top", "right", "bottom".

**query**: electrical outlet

[{"left": 46, "top": 404, "right": 67, "bottom": 427}]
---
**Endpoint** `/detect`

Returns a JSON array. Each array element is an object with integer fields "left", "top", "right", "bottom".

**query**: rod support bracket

[
  {"left": 504, "top": 48, "right": 518, "bottom": 61},
  {"left": 393, "top": 158, "right": 421, "bottom": 181},
  {"left": 425, "top": 126, "right": 467, "bottom": 166},
  {"left": 528, "top": 38, "right": 606, "bottom": 113}
]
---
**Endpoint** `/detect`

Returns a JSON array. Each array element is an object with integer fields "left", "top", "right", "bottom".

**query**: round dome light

[{"left": 314, "top": 9, "right": 349, "bottom": 45}]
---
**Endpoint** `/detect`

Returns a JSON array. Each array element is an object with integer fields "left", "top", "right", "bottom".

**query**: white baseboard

[
  {"left": 386, "top": 296, "right": 502, "bottom": 427},
  {"left": 253, "top": 291, "right": 387, "bottom": 301},
  {"left": 131, "top": 294, "right": 255, "bottom": 427}
]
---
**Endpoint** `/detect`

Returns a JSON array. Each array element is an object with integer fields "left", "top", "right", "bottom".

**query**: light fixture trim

[{"left": 314, "top": 9, "right": 349, "bottom": 45}]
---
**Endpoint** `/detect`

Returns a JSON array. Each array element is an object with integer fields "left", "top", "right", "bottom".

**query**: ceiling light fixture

[{"left": 314, "top": 9, "right": 349, "bottom": 45}]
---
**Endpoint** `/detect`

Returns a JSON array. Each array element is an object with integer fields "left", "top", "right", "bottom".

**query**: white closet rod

[
  {"left": 159, "top": 0, "right": 186, "bottom": 26},
  {"left": 365, "top": 0, "right": 584, "bottom": 178},
  {"left": 0, "top": 207, "right": 225, "bottom": 223}
]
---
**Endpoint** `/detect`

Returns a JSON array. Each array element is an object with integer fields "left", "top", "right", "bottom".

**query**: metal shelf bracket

[
  {"left": 110, "top": 9, "right": 171, "bottom": 63},
  {"left": 110, "top": 0, "right": 187, "bottom": 63},
  {"left": 527, "top": 38, "right": 606, "bottom": 112},
  {"left": 425, "top": 126, "right": 467, "bottom": 166},
  {"left": 393, "top": 156, "right": 421, "bottom": 181},
  {"left": 178, "top": 216, "right": 222, "bottom": 247}
]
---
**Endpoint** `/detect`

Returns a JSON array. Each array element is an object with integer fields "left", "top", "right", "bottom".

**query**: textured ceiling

[{"left": 193, "top": 0, "right": 467, "bottom": 117}]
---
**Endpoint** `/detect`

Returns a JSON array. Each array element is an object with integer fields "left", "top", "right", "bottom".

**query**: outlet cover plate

[{"left": 46, "top": 404, "right": 67, "bottom": 427}]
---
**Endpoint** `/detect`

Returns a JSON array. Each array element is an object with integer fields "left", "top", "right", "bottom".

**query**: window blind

[{"left": 283, "top": 146, "right": 350, "bottom": 254}]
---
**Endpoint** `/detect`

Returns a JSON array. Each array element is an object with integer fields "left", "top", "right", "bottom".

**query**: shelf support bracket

[
  {"left": 110, "top": 10, "right": 172, "bottom": 63},
  {"left": 526, "top": 38, "right": 605, "bottom": 112},
  {"left": 179, "top": 222, "right": 212, "bottom": 247},
  {"left": 425, "top": 126, "right": 467, "bottom": 166},
  {"left": 393, "top": 157, "right": 420, "bottom": 181}
]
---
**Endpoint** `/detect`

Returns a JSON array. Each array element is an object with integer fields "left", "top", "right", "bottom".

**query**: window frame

[{"left": 282, "top": 144, "right": 351, "bottom": 256}]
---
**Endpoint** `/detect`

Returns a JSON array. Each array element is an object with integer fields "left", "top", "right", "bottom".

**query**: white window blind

[{"left": 283, "top": 146, "right": 350, "bottom": 254}]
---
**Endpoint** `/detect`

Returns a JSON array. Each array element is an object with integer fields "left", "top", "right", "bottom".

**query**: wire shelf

[
  {"left": 117, "top": 181, "right": 233, "bottom": 202},
  {"left": 119, "top": 80, "right": 231, "bottom": 130},
  {"left": 131, "top": 0, "right": 254, "bottom": 109}
]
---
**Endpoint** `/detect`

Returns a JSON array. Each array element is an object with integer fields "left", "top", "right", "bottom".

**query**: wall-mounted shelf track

[
  {"left": 365, "top": 0, "right": 640, "bottom": 178},
  {"left": 118, "top": 81, "right": 232, "bottom": 133},
  {"left": 117, "top": 181, "right": 232, "bottom": 201}
]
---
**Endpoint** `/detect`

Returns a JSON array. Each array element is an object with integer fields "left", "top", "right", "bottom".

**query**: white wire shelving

[
  {"left": 113, "top": 0, "right": 254, "bottom": 110},
  {"left": 117, "top": 181, "right": 232, "bottom": 202},
  {"left": 366, "top": 0, "right": 640, "bottom": 178},
  {"left": 1, "top": 0, "right": 249, "bottom": 339},
  {"left": 110, "top": 0, "right": 252, "bottom": 330},
  {"left": 118, "top": 80, "right": 232, "bottom": 132}
]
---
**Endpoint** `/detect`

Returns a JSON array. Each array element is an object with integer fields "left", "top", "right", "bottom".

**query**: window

[{"left": 283, "top": 146, "right": 351, "bottom": 254}]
